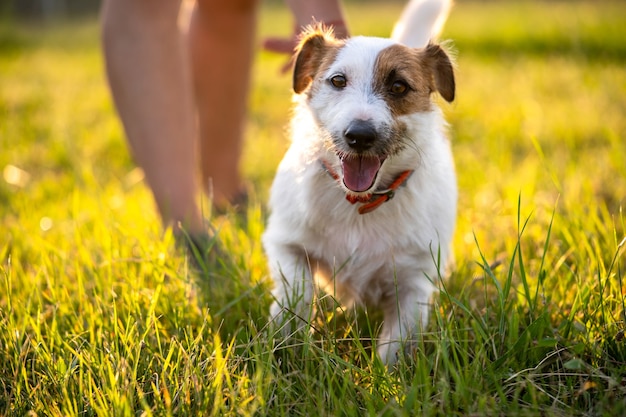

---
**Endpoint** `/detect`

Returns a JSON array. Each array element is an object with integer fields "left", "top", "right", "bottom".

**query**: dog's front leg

[
  {"left": 378, "top": 282, "right": 433, "bottom": 365},
  {"left": 268, "top": 247, "right": 316, "bottom": 337}
]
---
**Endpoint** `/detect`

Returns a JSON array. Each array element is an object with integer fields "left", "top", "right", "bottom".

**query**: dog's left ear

[{"left": 423, "top": 43, "right": 455, "bottom": 102}]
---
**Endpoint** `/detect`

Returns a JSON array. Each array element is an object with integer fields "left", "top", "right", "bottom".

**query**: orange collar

[{"left": 320, "top": 160, "right": 413, "bottom": 215}]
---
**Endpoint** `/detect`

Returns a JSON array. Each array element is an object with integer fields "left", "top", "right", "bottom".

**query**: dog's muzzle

[{"left": 340, "top": 120, "right": 384, "bottom": 193}]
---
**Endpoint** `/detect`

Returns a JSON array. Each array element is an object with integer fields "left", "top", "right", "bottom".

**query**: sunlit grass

[{"left": 1, "top": 1, "right": 626, "bottom": 415}]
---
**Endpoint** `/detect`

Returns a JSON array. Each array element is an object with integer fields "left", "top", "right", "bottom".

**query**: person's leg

[
  {"left": 188, "top": 0, "right": 260, "bottom": 209},
  {"left": 102, "top": 0, "right": 205, "bottom": 234}
]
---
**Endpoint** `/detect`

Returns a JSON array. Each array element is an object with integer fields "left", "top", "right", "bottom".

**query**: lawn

[{"left": 1, "top": 1, "right": 626, "bottom": 415}]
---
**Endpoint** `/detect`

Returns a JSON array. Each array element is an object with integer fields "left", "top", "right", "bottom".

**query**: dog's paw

[
  {"left": 269, "top": 302, "right": 311, "bottom": 339},
  {"left": 376, "top": 337, "right": 402, "bottom": 366},
  {"left": 377, "top": 335, "right": 422, "bottom": 366}
]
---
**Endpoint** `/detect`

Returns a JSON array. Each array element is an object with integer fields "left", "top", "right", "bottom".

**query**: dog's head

[{"left": 292, "top": 27, "right": 455, "bottom": 196}]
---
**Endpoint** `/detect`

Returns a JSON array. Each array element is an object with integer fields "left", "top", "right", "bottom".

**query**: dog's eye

[
  {"left": 390, "top": 80, "right": 409, "bottom": 96},
  {"left": 330, "top": 74, "right": 347, "bottom": 89}
]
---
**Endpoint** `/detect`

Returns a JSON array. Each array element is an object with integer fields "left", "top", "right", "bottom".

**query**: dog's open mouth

[{"left": 340, "top": 155, "right": 384, "bottom": 193}]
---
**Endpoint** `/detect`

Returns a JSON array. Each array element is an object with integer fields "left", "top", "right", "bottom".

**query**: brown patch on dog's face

[
  {"left": 293, "top": 28, "right": 344, "bottom": 94},
  {"left": 373, "top": 43, "right": 455, "bottom": 116}
]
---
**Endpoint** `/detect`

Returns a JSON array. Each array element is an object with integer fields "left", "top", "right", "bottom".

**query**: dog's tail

[{"left": 391, "top": 0, "right": 452, "bottom": 48}]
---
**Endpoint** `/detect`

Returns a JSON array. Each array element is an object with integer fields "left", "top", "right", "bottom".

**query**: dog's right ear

[{"left": 293, "top": 27, "right": 341, "bottom": 94}]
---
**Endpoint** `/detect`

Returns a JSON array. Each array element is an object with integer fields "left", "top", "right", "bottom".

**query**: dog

[{"left": 262, "top": 21, "right": 456, "bottom": 365}]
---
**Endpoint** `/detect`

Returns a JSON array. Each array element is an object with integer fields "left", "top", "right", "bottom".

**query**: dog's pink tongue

[{"left": 341, "top": 155, "right": 381, "bottom": 192}]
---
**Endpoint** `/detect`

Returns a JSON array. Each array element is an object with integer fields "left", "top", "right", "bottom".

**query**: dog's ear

[
  {"left": 423, "top": 43, "right": 455, "bottom": 102},
  {"left": 293, "top": 27, "right": 341, "bottom": 94}
]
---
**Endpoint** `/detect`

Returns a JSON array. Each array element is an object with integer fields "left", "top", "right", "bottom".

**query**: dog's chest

[
  {"left": 311, "top": 227, "right": 398, "bottom": 303},
  {"left": 303, "top": 191, "right": 409, "bottom": 278}
]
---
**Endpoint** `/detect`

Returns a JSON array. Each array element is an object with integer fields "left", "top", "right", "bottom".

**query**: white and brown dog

[{"left": 263, "top": 18, "right": 456, "bottom": 364}]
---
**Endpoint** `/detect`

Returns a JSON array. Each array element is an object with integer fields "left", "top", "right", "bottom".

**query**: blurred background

[{"left": 1, "top": 0, "right": 100, "bottom": 19}]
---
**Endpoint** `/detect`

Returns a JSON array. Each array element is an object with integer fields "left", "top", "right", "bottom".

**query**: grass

[{"left": 1, "top": 0, "right": 626, "bottom": 415}]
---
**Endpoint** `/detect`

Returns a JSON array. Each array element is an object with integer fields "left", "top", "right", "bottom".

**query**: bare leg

[
  {"left": 189, "top": 0, "right": 259, "bottom": 209},
  {"left": 102, "top": 0, "right": 204, "bottom": 234}
]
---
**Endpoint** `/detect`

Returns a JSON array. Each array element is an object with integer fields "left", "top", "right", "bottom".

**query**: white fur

[{"left": 263, "top": 34, "right": 456, "bottom": 365}]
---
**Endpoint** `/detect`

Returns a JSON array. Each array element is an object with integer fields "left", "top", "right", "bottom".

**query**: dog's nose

[{"left": 344, "top": 120, "right": 377, "bottom": 152}]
